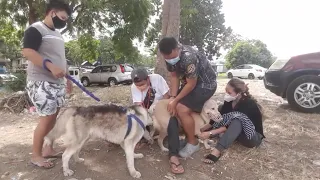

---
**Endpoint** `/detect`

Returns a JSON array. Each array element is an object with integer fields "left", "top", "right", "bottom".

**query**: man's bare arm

[
  {"left": 170, "top": 72, "right": 180, "bottom": 97},
  {"left": 174, "top": 77, "right": 197, "bottom": 102},
  {"left": 22, "top": 48, "right": 55, "bottom": 70}
]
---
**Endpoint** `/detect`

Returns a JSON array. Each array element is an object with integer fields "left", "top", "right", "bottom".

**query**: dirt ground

[{"left": 0, "top": 78, "right": 320, "bottom": 180}]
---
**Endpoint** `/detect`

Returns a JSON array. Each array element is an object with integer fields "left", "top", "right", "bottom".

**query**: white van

[{"left": 68, "top": 67, "right": 81, "bottom": 83}]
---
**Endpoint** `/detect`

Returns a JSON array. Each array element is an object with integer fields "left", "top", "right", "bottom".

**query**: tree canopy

[
  {"left": 0, "top": 0, "right": 152, "bottom": 58},
  {"left": 146, "top": 0, "right": 231, "bottom": 58},
  {"left": 225, "top": 39, "right": 276, "bottom": 69},
  {"left": 0, "top": 19, "right": 23, "bottom": 61},
  {"left": 65, "top": 35, "right": 153, "bottom": 67}
]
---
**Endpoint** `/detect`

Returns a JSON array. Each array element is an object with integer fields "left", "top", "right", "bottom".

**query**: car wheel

[
  {"left": 286, "top": 75, "right": 320, "bottom": 113},
  {"left": 248, "top": 73, "right": 255, "bottom": 79},
  {"left": 81, "top": 78, "right": 90, "bottom": 87},
  {"left": 108, "top": 78, "right": 118, "bottom": 86},
  {"left": 227, "top": 72, "right": 233, "bottom": 79}
]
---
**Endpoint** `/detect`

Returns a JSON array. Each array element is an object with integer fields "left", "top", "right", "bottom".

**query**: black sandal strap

[{"left": 205, "top": 154, "right": 220, "bottom": 163}]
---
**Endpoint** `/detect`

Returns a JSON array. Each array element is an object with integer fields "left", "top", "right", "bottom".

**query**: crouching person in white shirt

[{"left": 130, "top": 68, "right": 170, "bottom": 148}]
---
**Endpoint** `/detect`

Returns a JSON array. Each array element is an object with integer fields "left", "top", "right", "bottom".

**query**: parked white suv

[
  {"left": 80, "top": 64, "right": 133, "bottom": 87},
  {"left": 227, "top": 64, "right": 266, "bottom": 79}
]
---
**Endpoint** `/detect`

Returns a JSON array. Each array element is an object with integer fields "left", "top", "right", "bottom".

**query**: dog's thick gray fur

[{"left": 44, "top": 104, "right": 153, "bottom": 178}]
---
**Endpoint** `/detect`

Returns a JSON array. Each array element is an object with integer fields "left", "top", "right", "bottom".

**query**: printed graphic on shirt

[{"left": 187, "top": 64, "right": 196, "bottom": 74}]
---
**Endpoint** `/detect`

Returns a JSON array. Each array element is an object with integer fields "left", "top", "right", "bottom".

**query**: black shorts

[{"left": 178, "top": 85, "right": 216, "bottom": 113}]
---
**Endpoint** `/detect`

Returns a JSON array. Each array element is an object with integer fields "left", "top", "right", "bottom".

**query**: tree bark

[
  {"left": 154, "top": 0, "right": 180, "bottom": 84},
  {"left": 27, "top": 0, "right": 37, "bottom": 24}
]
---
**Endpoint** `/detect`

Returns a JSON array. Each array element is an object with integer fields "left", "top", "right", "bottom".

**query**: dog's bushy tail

[{"left": 43, "top": 108, "right": 76, "bottom": 147}]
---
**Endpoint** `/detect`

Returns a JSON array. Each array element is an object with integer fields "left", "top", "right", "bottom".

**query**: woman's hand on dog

[{"left": 197, "top": 132, "right": 211, "bottom": 140}]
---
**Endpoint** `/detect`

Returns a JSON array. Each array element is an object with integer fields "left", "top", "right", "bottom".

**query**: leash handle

[{"left": 65, "top": 74, "right": 101, "bottom": 102}]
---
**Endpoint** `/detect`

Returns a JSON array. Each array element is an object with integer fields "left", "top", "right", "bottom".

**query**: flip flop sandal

[
  {"left": 43, "top": 151, "right": 63, "bottom": 159},
  {"left": 202, "top": 154, "right": 220, "bottom": 164},
  {"left": 30, "top": 160, "right": 55, "bottom": 169},
  {"left": 169, "top": 161, "right": 184, "bottom": 174}
]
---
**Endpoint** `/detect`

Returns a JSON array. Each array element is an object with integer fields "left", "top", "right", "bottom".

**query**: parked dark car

[{"left": 264, "top": 52, "right": 320, "bottom": 113}]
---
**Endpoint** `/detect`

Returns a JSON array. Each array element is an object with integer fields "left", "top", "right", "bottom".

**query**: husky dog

[
  {"left": 44, "top": 104, "right": 153, "bottom": 178},
  {"left": 149, "top": 97, "right": 220, "bottom": 151}
]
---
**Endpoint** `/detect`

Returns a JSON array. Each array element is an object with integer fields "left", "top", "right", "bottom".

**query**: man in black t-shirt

[{"left": 158, "top": 37, "right": 217, "bottom": 174}]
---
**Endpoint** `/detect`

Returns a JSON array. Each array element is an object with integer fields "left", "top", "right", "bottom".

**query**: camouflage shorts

[{"left": 26, "top": 81, "right": 66, "bottom": 116}]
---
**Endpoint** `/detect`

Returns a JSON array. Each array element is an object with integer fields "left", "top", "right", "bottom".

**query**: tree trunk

[
  {"left": 27, "top": 0, "right": 37, "bottom": 24},
  {"left": 154, "top": 0, "right": 180, "bottom": 84}
]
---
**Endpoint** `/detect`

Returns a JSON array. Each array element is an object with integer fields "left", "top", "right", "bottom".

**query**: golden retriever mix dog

[{"left": 149, "top": 97, "right": 220, "bottom": 151}]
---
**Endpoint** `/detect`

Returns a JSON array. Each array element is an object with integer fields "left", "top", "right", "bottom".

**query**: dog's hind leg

[
  {"left": 123, "top": 141, "right": 141, "bottom": 178},
  {"left": 73, "top": 137, "right": 88, "bottom": 163}
]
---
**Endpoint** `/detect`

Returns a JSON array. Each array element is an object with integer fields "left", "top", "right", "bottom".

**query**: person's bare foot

[
  {"left": 31, "top": 156, "right": 55, "bottom": 169},
  {"left": 42, "top": 146, "right": 62, "bottom": 158},
  {"left": 169, "top": 156, "right": 184, "bottom": 174}
]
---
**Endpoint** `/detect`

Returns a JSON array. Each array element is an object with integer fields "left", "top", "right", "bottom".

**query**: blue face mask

[{"left": 165, "top": 56, "right": 180, "bottom": 65}]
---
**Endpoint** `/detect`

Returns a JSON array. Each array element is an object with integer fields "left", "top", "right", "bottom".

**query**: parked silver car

[{"left": 80, "top": 64, "right": 133, "bottom": 87}]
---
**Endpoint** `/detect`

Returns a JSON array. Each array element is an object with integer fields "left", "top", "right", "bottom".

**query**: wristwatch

[{"left": 209, "top": 131, "right": 215, "bottom": 139}]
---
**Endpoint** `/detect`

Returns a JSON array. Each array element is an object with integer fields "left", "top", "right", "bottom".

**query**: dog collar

[{"left": 124, "top": 114, "right": 146, "bottom": 139}]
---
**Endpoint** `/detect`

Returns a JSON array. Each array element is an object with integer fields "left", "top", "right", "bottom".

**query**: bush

[{"left": 4, "top": 73, "right": 27, "bottom": 92}]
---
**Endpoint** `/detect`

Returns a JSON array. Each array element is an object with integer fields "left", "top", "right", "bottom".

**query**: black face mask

[{"left": 52, "top": 14, "right": 67, "bottom": 29}]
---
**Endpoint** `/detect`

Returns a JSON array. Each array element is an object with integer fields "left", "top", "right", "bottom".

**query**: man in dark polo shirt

[
  {"left": 158, "top": 37, "right": 217, "bottom": 174},
  {"left": 22, "top": 0, "right": 72, "bottom": 169}
]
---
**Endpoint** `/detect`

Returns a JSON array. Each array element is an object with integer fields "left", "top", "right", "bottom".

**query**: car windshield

[
  {"left": 269, "top": 59, "right": 290, "bottom": 70},
  {"left": 124, "top": 65, "right": 133, "bottom": 72}
]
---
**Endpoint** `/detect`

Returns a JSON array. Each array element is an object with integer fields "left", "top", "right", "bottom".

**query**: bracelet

[{"left": 43, "top": 59, "right": 52, "bottom": 72}]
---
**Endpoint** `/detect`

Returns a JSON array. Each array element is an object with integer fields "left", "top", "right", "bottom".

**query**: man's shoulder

[{"left": 181, "top": 45, "right": 196, "bottom": 57}]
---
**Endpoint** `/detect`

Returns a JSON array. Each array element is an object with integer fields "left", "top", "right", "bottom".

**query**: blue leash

[
  {"left": 65, "top": 74, "right": 101, "bottom": 102},
  {"left": 42, "top": 59, "right": 100, "bottom": 102},
  {"left": 124, "top": 114, "right": 146, "bottom": 139}
]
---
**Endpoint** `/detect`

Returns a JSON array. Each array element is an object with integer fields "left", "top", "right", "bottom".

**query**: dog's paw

[
  {"left": 134, "top": 153, "right": 144, "bottom": 159},
  {"left": 63, "top": 169, "right": 74, "bottom": 176},
  {"left": 130, "top": 170, "right": 141, "bottom": 178},
  {"left": 75, "top": 158, "right": 85, "bottom": 163},
  {"left": 161, "top": 147, "right": 169, "bottom": 152}
]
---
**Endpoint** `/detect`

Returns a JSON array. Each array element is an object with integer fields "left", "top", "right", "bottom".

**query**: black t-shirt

[
  {"left": 23, "top": 27, "right": 42, "bottom": 51},
  {"left": 219, "top": 98, "right": 265, "bottom": 138},
  {"left": 166, "top": 45, "right": 217, "bottom": 90}
]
